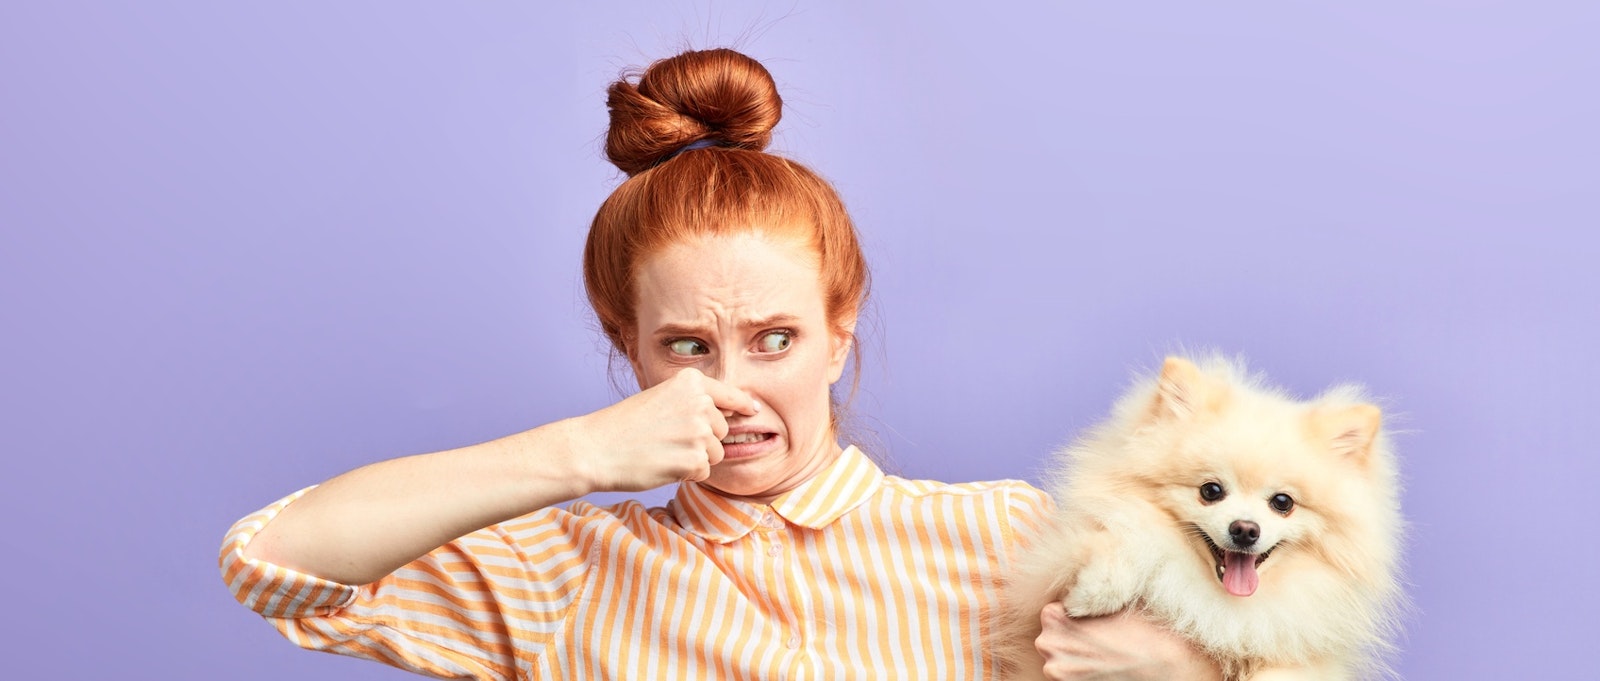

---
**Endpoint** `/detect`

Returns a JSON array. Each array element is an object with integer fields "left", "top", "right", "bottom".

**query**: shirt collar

[{"left": 670, "top": 445, "right": 884, "bottom": 543}]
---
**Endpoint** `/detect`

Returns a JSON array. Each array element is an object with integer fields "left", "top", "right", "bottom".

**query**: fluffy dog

[{"left": 993, "top": 356, "right": 1405, "bottom": 680}]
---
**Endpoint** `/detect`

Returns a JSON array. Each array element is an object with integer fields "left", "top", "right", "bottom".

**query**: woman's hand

[
  {"left": 567, "top": 368, "right": 759, "bottom": 493},
  {"left": 1036, "top": 602, "right": 1222, "bottom": 681}
]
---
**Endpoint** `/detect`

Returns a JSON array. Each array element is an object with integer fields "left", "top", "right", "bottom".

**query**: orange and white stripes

[{"left": 220, "top": 446, "right": 1051, "bottom": 680}]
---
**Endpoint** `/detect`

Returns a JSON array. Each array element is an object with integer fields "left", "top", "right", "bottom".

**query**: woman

[{"left": 220, "top": 48, "right": 1219, "bottom": 680}]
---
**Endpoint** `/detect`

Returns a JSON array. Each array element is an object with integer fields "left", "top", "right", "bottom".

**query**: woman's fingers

[
  {"left": 1034, "top": 605, "right": 1223, "bottom": 681},
  {"left": 577, "top": 367, "right": 757, "bottom": 491},
  {"left": 1039, "top": 601, "right": 1071, "bottom": 631},
  {"left": 683, "top": 369, "right": 758, "bottom": 417}
]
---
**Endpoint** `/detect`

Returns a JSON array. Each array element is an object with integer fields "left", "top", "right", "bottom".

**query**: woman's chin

[{"left": 705, "top": 446, "right": 794, "bottom": 499}]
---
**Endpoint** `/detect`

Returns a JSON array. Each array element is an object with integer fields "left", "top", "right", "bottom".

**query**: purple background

[{"left": 2, "top": 2, "right": 1594, "bottom": 678}]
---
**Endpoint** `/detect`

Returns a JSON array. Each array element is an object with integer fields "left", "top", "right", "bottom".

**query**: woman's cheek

[{"left": 774, "top": 353, "right": 831, "bottom": 406}]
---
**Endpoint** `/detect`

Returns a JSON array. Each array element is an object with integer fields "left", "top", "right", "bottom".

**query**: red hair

[{"left": 584, "top": 49, "right": 870, "bottom": 388}]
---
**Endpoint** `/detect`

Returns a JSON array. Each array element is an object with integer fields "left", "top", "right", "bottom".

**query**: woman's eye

[
  {"left": 667, "top": 339, "right": 709, "bottom": 356},
  {"left": 756, "top": 331, "right": 792, "bottom": 353}
]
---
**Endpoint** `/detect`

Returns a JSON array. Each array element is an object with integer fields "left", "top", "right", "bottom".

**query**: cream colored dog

[{"left": 994, "top": 357, "right": 1405, "bottom": 680}]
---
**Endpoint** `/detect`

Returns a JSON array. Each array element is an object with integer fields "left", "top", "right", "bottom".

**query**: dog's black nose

[{"left": 1228, "top": 520, "right": 1260, "bottom": 548}]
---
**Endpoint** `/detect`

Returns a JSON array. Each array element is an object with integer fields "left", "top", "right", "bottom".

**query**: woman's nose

[{"left": 707, "top": 354, "right": 746, "bottom": 388}]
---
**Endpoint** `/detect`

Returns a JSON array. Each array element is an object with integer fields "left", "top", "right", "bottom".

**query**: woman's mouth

[{"left": 720, "top": 430, "right": 777, "bottom": 458}]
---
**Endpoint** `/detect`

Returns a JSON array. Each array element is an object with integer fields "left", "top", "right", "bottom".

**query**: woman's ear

[{"left": 826, "top": 317, "right": 858, "bottom": 384}]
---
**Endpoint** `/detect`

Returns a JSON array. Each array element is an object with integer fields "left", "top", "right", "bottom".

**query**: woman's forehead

[{"left": 634, "top": 233, "right": 826, "bottom": 331}]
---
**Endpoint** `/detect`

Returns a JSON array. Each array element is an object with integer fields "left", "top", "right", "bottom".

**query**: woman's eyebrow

[
  {"left": 742, "top": 314, "right": 799, "bottom": 330},
  {"left": 652, "top": 322, "right": 707, "bottom": 338},
  {"left": 650, "top": 314, "right": 800, "bottom": 338}
]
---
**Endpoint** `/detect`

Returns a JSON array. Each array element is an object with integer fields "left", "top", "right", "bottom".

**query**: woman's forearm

[
  {"left": 238, "top": 368, "right": 757, "bottom": 586},
  {"left": 242, "top": 418, "right": 596, "bottom": 586}
]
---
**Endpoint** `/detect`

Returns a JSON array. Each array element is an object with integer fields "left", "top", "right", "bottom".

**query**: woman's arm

[
  {"left": 242, "top": 368, "right": 757, "bottom": 585},
  {"left": 1036, "top": 603, "right": 1223, "bottom": 681}
]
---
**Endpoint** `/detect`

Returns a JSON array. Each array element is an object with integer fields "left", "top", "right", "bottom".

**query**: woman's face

[{"left": 627, "top": 231, "right": 853, "bottom": 502}]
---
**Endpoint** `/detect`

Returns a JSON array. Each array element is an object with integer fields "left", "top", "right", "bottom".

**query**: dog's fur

[{"left": 992, "top": 356, "right": 1405, "bottom": 680}]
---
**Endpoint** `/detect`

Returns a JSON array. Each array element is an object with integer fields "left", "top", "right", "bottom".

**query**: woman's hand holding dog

[{"left": 1037, "top": 603, "right": 1223, "bottom": 681}]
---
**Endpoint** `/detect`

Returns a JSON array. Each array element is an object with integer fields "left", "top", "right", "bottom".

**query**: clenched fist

[{"left": 568, "top": 368, "right": 760, "bottom": 493}]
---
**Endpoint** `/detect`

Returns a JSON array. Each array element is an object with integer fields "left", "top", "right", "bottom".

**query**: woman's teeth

[{"left": 721, "top": 433, "right": 769, "bottom": 445}]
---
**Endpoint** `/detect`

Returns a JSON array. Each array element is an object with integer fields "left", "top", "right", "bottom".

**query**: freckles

[{"left": 643, "top": 356, "right": 689, "bottom": 387}]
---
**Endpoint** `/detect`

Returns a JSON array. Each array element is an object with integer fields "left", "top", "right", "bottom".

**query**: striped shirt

[{"left": 220, "top": 446, "right": 1051, "bottom": 680}]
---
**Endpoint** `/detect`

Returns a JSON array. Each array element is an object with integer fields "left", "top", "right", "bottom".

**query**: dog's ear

[
  {"left": 1150, "top": 357, "right": 1213, "bottom": 421},
  {"left": 1311, "top": 403, "right": 1383, "bottom": 463}
]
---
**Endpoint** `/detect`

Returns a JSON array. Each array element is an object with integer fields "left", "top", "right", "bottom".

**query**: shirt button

[
  {"left": 786, "top": 635, "right": 800, "bottom": 649},
  {"left": 767, "top": 544, "right": 782, "bottom": 557}
]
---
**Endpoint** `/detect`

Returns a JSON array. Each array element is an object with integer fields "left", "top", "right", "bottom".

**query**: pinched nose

[
  {"left": 1228, "top": 520, "right": 1260, "bottom": 548},
  {"left": 706, "top": 357, "right": 743, "bottom": 389}
]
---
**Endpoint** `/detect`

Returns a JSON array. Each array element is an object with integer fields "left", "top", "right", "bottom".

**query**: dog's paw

[
  {"left": 1062, "top": 559, "right": 1139, "bottom": 617},
  {"left": 1063, "top": 592, "right": 1117, "bottom": 618}
]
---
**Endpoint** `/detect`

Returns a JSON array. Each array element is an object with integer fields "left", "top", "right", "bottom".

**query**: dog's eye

[
  {"left": 1199, "top": 482, "right": 1226, "bottom": 503},
  {"left": 1270, "top": 493, "right": 1295, "bottom": 515}
]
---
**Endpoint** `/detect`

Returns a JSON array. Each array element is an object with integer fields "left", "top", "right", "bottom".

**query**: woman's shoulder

[
  {"left": 880, "top": 473, "right": 1045, "bottom": 500},
  {"left": 878, "top": 474, "right": 1053, "bottom": 525},
  {"left": 862, "top": 474, "right": 1054, "bottom": 553}
]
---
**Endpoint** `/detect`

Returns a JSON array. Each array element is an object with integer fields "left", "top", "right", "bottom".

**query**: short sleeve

[
  {"left": 219, "top": 488, "right": 595, "bottom": 680},
  {"left": 1001, "top": 482, "right": 1055, "bottom": 560}
]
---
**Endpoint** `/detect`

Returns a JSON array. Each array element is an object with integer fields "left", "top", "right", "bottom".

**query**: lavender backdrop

[{"left": 2, "top": 2, "right": 1594, "bottom": 678}]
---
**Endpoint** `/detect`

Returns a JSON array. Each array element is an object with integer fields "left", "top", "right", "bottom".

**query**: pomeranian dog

[{"left": 993, "top": 356, "right": 1405, "bottom": 680}]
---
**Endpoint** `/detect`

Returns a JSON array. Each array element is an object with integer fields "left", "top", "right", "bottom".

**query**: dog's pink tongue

[{"left": 1223, "top": 552, "right": 1259, "bottom": 596}]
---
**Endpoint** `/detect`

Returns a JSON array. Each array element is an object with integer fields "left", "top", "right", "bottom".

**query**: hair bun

[{"left": 604, "top": 48, "right": 782, "bottom": 176}]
